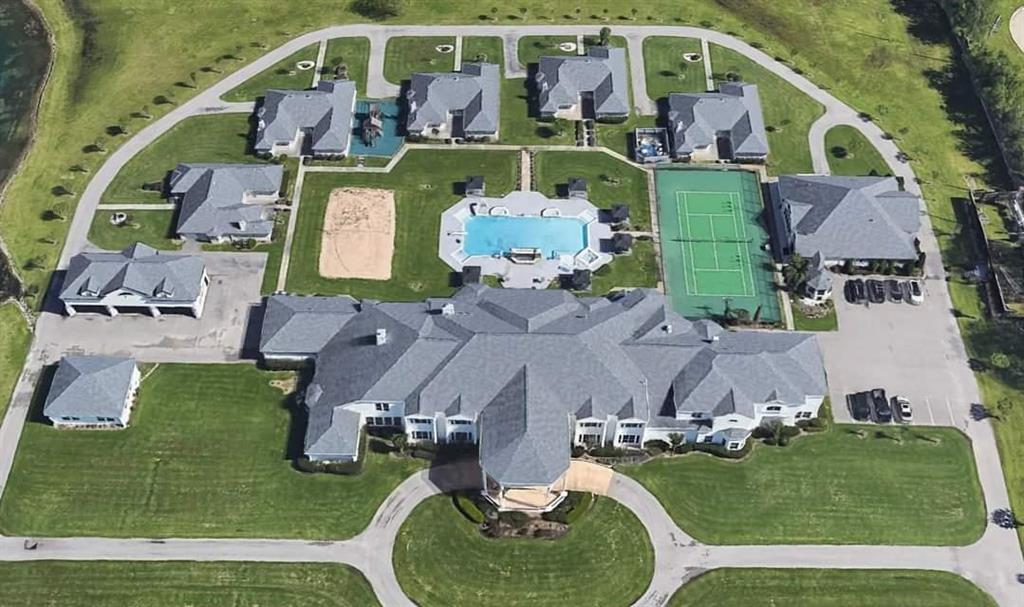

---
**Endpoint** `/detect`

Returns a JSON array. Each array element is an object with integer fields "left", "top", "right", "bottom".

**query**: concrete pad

[
  {"left": 564, "top": 460, "right": 613, "bottom": 495},
  {"left": 35, "top": 253, "right": 266, "bottom": 363},
  {"left": 819, "top": 276, "right": 976, "bottom": 429}
]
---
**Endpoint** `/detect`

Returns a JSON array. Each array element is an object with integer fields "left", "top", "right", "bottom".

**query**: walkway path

[
  {"left": 311, "top": 38, "right": 328, "bottom": 87},
  {"left": 0, "top": 22, "right": 1017, "bottom": 607},
  {"left": 276, "top": 159, "right": 308, "bottom": 292},
  {"left": 700, "top": 38, "right": 714, "bottom": 91}
]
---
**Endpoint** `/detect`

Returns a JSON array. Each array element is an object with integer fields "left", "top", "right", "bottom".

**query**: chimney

[{"left": 375, "top": 328, "right": 387, "bottom": 346}]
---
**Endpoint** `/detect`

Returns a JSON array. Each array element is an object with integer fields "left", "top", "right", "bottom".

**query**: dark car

[
  {"left": 886, "top": 279, "right": 903, "bottom": 303},
  {"left": 848, "top": 392, "right": 872, "bottom": 422},
  {"left": 847, "top": 279, "right": 867, "bottom": 304},
  {"left": 866, "top": 279, "right": 886, "bottom": 304},
  {"left": 870, "top": 388, "right": 892, "bottom": 423}
]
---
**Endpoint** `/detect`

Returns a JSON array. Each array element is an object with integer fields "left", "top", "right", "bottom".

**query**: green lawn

[
  {"left": 596, "top": 113, "right": 658, "bottom": 158},
  {"left": 517, "top": 35, "right": 578, "bottom": 66},
  {"left": 643, "top": 36, "right": 708, "bottom": 99},
  {"left": 88, "top": 209, "right": 181, "bottom": 251},
  {"left": 222, "top": 43, "right": 319, "bottom": 102},
  {"left": 0, "top": 303, "right": 31, "bottom": 421},
  {"left": 383, "top": 37, "right": 455, "bottom": 85},
  {"left": 0, "top": 561, "right": 380, "bottom": 607},
  {"left": 0, "top": 363, "right": 424, "bottom": 538},
  {"left": 591, "top": 238, "right": 659, "bottom": 293},
  {"left": 101, "top": 113, "right": 259, "bottom": 205},
  {"left": 668, "top": 569, "right": 996, "bottom": 607},
  {"left": 461, "top": 36, "right": 503, "bottom": 68},
  {"left": 624, "top": 426, "right": 984, "bottom": 545},
  {"left": 394, "top": 495, "right": 653, "bottom": 607},
  {"left": 824, "top": 125, "right": 892, "bottom": 177},
  {"left": 533, "top": 150, "right": 651, "bottom": 230},
  {"left": 791, "top": 298, "right": 838, "bottom": 331},
  {"left": 708, "top": 44, "right": 824, "bottom": 175},
  {"left": 287, "top": 149, "right": 517, "bottom": 299},
  {"left": 323, "top": 37, "right": 370, "bottom": 95}
]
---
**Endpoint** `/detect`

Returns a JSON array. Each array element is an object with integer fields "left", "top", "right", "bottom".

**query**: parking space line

[
  {"left": 945, "top": 398, "right": 955, "bottom": 428},
  {"left": 925, "top": 396, "right": 935, "bottom": 425}
]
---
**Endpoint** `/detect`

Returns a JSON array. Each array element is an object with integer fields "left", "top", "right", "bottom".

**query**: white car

[
  {"left": 892, "top": 395, "right": 912, "bottom": 423},
  {"left": 906, "top": 280, "right": 924, "bottom": 305}
]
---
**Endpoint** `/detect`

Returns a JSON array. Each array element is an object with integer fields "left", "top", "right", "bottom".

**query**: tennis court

[{"left": 655, "top": 168, "right": 780, "bottom": 323}]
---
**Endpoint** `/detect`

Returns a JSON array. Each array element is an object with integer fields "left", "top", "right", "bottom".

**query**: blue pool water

[{"left": 463, "top": 216, "right": 588, "bottom": 258}]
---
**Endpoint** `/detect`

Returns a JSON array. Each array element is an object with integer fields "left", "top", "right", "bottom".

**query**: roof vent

[
  {"left": 663, "top": 323, "right": 673, "bottom": 334},
  {"left": 441, "top": 303, "right": 455, "bottom": 316},
  {"left": 375, "top": 328, "right": 388, "bottom": 346}
]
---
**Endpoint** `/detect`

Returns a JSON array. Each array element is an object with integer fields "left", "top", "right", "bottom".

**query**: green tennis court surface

[{"left": 655, "top": 168, "right": 780, "bottom": 323}]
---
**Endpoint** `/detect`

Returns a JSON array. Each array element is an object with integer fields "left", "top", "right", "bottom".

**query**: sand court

[{"left": 319, "top": 187, "right": 395, "bottom": 280}]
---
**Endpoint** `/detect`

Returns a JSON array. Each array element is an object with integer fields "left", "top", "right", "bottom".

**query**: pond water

[{"left": 0, "top": 1, "right": 49, "bottom": 299}]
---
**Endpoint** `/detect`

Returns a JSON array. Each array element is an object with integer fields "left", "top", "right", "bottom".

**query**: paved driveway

[
  {"left": 818, "top": 276, "right": 978, "bottom": 427},
  {"left": 35, "top": 253, "right": 266, "bottom": 363}
]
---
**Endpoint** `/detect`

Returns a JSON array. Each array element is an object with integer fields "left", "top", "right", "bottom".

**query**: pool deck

[{"left": 439, "top": 191, "right": 613, "bottom": 289}]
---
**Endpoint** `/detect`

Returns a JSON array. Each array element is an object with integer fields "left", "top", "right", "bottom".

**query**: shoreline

[{"left": 0, "top": 0, "right": 57, "bottom": 305}]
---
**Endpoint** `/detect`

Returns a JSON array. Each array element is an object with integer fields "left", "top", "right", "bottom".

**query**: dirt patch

[
  {"left": 319, "top": 187, "right": 395, "bottom": 280},
  {"left": 270, "top": 376, "right": 297, "bottom": 394}
]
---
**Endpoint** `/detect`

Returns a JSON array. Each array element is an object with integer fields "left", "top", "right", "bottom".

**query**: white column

[
  {"left": 106, "top": 305, "right": 118, "bottom": 317},
  {"left": 64, "top": 303, "right": 77, "bottom": 317},
  {"left": 149, "top": 306, "right": 161, "bottom": 318}
]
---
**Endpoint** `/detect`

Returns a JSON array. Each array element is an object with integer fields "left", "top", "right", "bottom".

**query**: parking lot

[
  {"left": 817, "top": 275, "right": 979, "bottom": 428},
  {"left": 34, "top": 252, "right": 267, "bottom": 363}
]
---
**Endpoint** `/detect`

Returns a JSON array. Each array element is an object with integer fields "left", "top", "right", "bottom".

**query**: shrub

[
  {"left": 643, "top": 439, "right": 669, "bottom": 455},
  {"left": 588, "top": 445, "right": 626, "bottom": 458},
  {"left": 453, "top": 492, "right": 485, "bottom": 524},
  {"left": 541, "top": 491, "right": 593, "bottom": 524},
  {"left": 498, "top": 510, "right": 531, "bottom": 528},
  {"left": 571, "top": 445, "right": 586, "bottom": 458},
  {"left": 351, "top": 0, "right": 402, "bottom": 20}
]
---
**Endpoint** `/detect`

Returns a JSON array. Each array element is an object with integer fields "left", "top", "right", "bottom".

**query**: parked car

[
  {"left": 886, "top": 279, "right": 903, "bottom": 303},
  {"left": 849, "top": 279, "right": 867, "bottom": 304},
  {"left": 891, "top": 395, "right": 912, "bottom": 423},
  {"left": 847, "top": 392, "right": 872, "bottom": 422},
  {"left": 906, "top": 280, "right": 924, "bottom": 305},
  {"left": 870, "top": 388, "right": 892, "bottom": 423},
  {"left": 866, "top": 279, "right": 886, "bottom": 304}
]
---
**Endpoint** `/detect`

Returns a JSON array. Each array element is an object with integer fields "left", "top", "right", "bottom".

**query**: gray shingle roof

[
  {"left": 668, "top": 82, "right": 769, "bottom": 158},
  {"left": 60, "top": 243, "right": 206, "bottom": 305},
  {"left": 255, "top": 80, "right": 357, "bottom": 155},
  {"left": 406, "top": 63, "right": 499, "bottom": 136},
  {"left": 536, "top": 47, "right": 629, "bottom": 117},
  {"left": 43, "top": 356, "right": 136, "bottom": 419},
  {"left": 804, "top": 252, "right": 833, "bottom": 291},
  {"left": 260, "top": 294, "right": 360, "bottom": 357},
  {"left": 777, "top": 175, "right": 921, "bottom": 261},
  {"left": 169, "top": 163, "right": 283, "bottom": 240},
  {"left": 277, "top": 286, "right": 826, "bottom": 483}
]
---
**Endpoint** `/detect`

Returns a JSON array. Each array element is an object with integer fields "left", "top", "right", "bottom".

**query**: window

[
  {"left": 728, "top": 442, "right": 741, "bottom": 450},
  {"left": 702, "top": 436, "right": 713, "bottom": 444},
  {"left": 691, "top": 412, "right": 702, "bottom": 419},
  {"left": 448, "top": 419, "right": 471, "bottom": 426},
  {"left": 618, "top": 435, "right": 640, "bottom": 445},
  {"left": 451, "top": 432, "right": 471, "bottom": 442},
  {"left": 375, "top": 403, "right": 390, "bottom": 412},
  {"left": 408, "top": 418, "right": 431, "bottom": 425},
  {"left": 620, "top": 422, "right": 643, "bottom": 428},
  {"left": 411, "top": 431, "right": 433, "bottom": 440},
  {"left": 796, "top": 411, "right": 813, "bottom": 420},
  {"left": 764, "top": 405, "right": 782, "bottom": 413},
  {"left": 579, "top": 421, "right": 602, "bottom": 428}
]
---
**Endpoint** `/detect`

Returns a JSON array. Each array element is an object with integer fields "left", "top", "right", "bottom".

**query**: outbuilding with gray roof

[{"left": 43, "top": 356, "right": 140, "bottom": 428}]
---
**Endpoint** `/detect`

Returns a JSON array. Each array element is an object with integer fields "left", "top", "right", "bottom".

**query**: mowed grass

[
  {"left": 383, "top": 36, "right": 455, "bottom": 85},
  {"left": 101, "top": 113, "right": 258, "bottom": 205},
  {"left": 0, "top": 363, "right": 424, "bottom": 538},
  {"left": 624, "top": 426, "right": 984, "bottom": 545},
  {"left": 708, "top": 44, "right": 823, "bottom": 175},
  {"left": 668, "top": 569, "right": 996, "bottom": 607},
  {"left": 394, "top": 495, "right": 653, "bottom": 607},
  {"left": 461, "top": 36, "right": 503, "bottom": 67},
  {"left": 88, "top": 210, "right": 180, "bottom": 251},
  {"left": 0, "top": 561, "right": 381, "bottom": 607},
  {"left": 500, "top": 78, "right": 575, "bottom": 146},
  {"left": 533, "top": 150, "right": 651, "bottom": 230},
  {"left": 222, "top": 43, "right": 319, "bottom": 102},
  {"left": 0, "top": 303, "right": 31, "bottom": 420},
  {"left": 791, "top": 298, "right": 838, "bottom": 331},
  {"left": 824, "top": 125, "right": 892, "bottom": 176},
  {"left": 517, "top": 35, "right": 577, "bottom": 66},
  {"left": 644, "top": 36, "right": 708, "bottom": 99},
  {"left": 287, "top": 149, "right": 518, "bottom": 299},
  {"left": 323, "top": 37, "right": 370, "bottom": 95}
]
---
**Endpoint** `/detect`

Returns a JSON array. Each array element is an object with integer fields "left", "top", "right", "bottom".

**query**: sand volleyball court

[{"left": 319, "top": 187, "right": 395, "bottom": 280}]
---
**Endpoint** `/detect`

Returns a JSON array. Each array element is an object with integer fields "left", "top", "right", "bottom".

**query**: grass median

[
  {"left": 668, "top": 568, "right": 996, "bottom": 607},
  {"left": 624, "top": 425, "right": 985, "bottom": 545},
  {"left": 0, "top": 363, "right": 424, "bottom": 539},
  {"left": 394, "top": 495, "right": 653, "bottom": 607},
  {"left": 0, "top": 303, "right": 31, "bottom": 421},
  {"left": 0, "top": 561, "right": 380, "bottom": 606}
]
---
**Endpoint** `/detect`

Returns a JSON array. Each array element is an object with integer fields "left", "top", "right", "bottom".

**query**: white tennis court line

[{"left": 678, "top": 190, "right": 760, "bottom": 298}]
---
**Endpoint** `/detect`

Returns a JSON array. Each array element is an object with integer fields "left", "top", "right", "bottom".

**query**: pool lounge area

[{"left": 439, "top": 191, "right": 613, "bottom": 289}]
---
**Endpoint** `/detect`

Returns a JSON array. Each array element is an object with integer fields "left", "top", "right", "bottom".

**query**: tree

[
  {"left": 781, "top": 253, "right": 809, "bottom": 290},
  {"left": 630, "top": 8, "right": 639, "bottom": 20},
  {"left": 667, "top": 433, "right": 684, "bottom": 454},
  {"left": 490, "top": 7, "right": 498, "bottom": 20},
  {"left": 598, "top": 26, "right": 611, "bottom": 47},
  {"left": 996, "top": 398, "right": 1015, "bottom": 420},
  {"left": 392, "top": 433, "right": 408, "bottom": 453},
  {"left": 990, "top": 352, "right": 1011, "bottom": 370},
  {"left": 352, "top": 0, "right": 403, "bottom": 20},
  {"left": 519, "top": 7, "right": 528, "bottom": 19},
  {"left": 602, "top": 8, "right": 610, "bottom": 21},
  {"left": 764, "top": 419, "right": 785, "bottom": 445},
  {"left": 574, "top": 6, "right": 582, "bottom": 20}
]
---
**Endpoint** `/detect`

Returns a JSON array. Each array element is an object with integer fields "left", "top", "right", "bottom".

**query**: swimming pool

[{"left": 463, "top": 215, "right": 588, "bottom": 258}]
